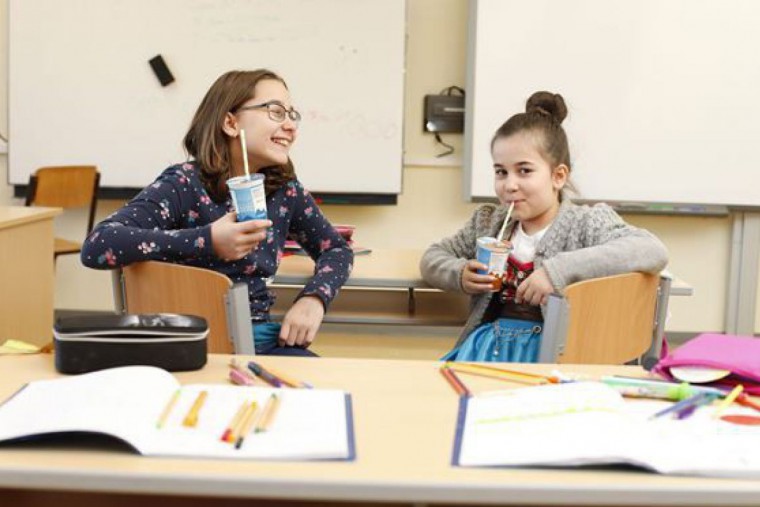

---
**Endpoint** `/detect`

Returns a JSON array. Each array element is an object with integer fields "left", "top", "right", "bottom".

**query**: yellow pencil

[
  {"left": 156, "top": 389, "right": 181, "bottom": 429},
  {"left": 264, "top": 365, "right": 313, "bottom": 389},
  {"left": 182, "top": 390, "right": 208, "bottom": 427},
  {"left": 254, "top": 394, "right": 281, "bottom": 433},
  {"left": 713, "top": 384, "right": 744, "bottom": 419},
  {"left": 447, "top": 363, "right": 546, "bottom": 385}
]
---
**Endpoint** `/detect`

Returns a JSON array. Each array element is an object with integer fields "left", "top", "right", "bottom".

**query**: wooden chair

[
  {"left": 112, "top": 261, "right": 254, "bottom": 354},
  {"left": 25, "top": 165, "right": 100, "bottom": 260},
  {"left": 538, "top": 272, "right": 668, "bottom": 365}
]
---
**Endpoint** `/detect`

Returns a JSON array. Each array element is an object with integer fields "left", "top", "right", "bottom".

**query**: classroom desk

[
  {"left": 0, "top": 206, "right": 61, "bottom": 347},
  {"left": 275, "top": 248, "right": 694, "bottom": 295},
  {"left": 2, "top": 354, "right": 759, "bottom": 507},
  {"left": 272, "top": 248, "right": 471, "bottom": 325},
  {"left": 272, "top": 249, "right": 693, "bottom": 327}
]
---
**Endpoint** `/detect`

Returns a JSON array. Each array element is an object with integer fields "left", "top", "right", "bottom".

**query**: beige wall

[{"left": 1, "top": 0, "right": 757, "bottom": 333}]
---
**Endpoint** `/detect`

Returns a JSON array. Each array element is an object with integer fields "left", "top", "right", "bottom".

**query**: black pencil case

[{"left": 54, "top": 313, "right": 208, "bottom": 374}]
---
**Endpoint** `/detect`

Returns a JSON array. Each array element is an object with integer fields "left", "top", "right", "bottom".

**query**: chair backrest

[
  {"left": 539, "top": 272, "right": 661, "bottom": 365},
  {"left": 116, "top": 261, "right": 253, "bottom": 354},
  {"left": 25, "top": 165, "right": 100, "bottom": 233}
]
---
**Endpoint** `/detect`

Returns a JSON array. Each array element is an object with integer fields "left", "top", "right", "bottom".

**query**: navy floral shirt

[{"left": 81, "top": 162, "right": 354, "bottom": 320}]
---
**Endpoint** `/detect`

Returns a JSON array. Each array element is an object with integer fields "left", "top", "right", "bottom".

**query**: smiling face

[
  {"left": 224, "top": 79, "right": 298, "bottom": 173},
  {"left": 492, "top": 131, "right": 568, "bottom": 234}
]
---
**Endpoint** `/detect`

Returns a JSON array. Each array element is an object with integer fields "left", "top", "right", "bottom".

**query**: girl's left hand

[
  {"left": 279, "top": 296, "right": 325, "bottom": 348},
  {"left": 515, "top": 268, "right": 554, "bottom": 306}
]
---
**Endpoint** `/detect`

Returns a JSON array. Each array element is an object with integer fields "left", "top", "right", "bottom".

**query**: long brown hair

[{"left": 183, "top": 69, "right": 297, "bottom": 203}]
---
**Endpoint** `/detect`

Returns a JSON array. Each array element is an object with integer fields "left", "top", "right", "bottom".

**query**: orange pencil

[{"left": 440, "top": 366, "right": 472, "bottom": 397}]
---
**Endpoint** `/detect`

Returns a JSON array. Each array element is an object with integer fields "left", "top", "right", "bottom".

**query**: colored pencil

[
  {"left": 254, "top": 394, "right": 282, "bottom": 433},
  {"left": 156, "top": 389, "right": 181, "bottom": 429},
  {"left": 714, "top": 384, "right": 744, "bottom": 419},
  {"left": 446, "top": 363, "right": 548, "bottom": 385},
  {"left": 263, "top": 365, "right": 314, "bottom": 389},
  {"left": 247, "top": 361, "right": 283, "bottom": 388},
  {"left": 649, "top": 392, "right": 718, "bottom": 420},
  {"left": 440, "top": 366, "right": 472, "bottom": 397},
  {"left": 234, "top": 401, "right": 259, "bottom": 449},
  {"left": 221, "top": 400, "right": 250, "bottom": 442},
  {"left": 229, "top": 358, "right": 258, "bottom": 382},
  {"left": 182, "top": 390, "right": 208, "bottom": 427},
  {"left": 229, "top": 368, "right": 255, "bottom": 386}
]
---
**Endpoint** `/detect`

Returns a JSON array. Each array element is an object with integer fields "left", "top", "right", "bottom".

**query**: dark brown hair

[
  {"left": 491, "top": 91, "right": 571, "bottom": 171},
  {"left": 183, "top": 69, "right": 297, "bottom": 203}
]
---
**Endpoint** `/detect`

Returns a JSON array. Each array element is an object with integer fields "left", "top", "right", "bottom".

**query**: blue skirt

[
  {"left": 252, "top": 322, "right": 318, "bottom": 357},
  {"left": 442, "top": 318, "right": 542, "bottom": 363}
]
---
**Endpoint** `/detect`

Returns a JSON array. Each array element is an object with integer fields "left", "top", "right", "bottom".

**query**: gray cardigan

[{"left": 420, "top": 199, "right": 669, "bottom": 346}]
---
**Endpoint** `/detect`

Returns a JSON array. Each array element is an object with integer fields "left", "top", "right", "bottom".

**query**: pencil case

[
  {"left": 653, "top": 333, "right": 760, "bottom": 395},
  {"left": 54, "top": 313, "right": 208, "bottom": 374}
]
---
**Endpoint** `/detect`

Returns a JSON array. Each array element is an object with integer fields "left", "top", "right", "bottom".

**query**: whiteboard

[
  {"left": 464, "top": 0, "right": 760, "bottom": 206},
  {"left": 9, "top": 0, "right": 405, "bottom": 195}
]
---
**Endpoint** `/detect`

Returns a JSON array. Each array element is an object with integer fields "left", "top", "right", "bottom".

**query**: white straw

[
  {"left": 240, "top": 129, "right": 250, "bottom": 177},
  {"left": 496, "top": 201, "right": 515, "bottom": 243}
]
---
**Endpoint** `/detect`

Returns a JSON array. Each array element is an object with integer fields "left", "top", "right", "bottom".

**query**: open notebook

[
  {"left": 0, "top": 366, "right": 354, "bottom": 461},
  {"left": 454, "top": 382, "right": 760, "bottom": 478}
]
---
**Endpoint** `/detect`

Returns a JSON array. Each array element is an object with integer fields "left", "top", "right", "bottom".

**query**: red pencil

[{"left": 440, "top": 366, "right": 472, "bottom": 397}]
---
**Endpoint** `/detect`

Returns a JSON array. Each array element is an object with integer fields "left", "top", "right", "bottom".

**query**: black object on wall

[{"left": 148, "top": 55, "right": 175, "bottom": 86}]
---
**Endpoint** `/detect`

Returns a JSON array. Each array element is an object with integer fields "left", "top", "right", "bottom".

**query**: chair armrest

[
  {"left": 538, "top": 293, "right": 569, "bottom": 363},
  {"left": 226, "top": 283, "right": 255, "bottom": 355}
]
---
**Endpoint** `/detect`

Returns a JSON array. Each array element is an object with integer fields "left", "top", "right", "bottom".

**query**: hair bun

[{"left": 526, "top": 91, "right": 568, "bottom": 124}]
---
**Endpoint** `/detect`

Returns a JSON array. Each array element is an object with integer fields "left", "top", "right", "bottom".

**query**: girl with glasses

[{"left": 82, "top": 69, "right": 353, "bottom": 356}]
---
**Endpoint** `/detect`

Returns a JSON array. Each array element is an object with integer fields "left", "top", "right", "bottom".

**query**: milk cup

[
  {"left": 226, "top": 174, "right": 267, "bottom": 221},
  {"left": 475, "top": 236, "right": 510, "bottom": 289}
]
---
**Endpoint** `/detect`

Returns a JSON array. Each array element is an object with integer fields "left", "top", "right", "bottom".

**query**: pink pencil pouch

[{"left": 654, "top": 333, "right": 760, "bottom": 395}]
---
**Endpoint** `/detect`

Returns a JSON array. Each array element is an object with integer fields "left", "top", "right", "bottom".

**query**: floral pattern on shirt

[{"left": 81, "top": 162, "right": 353, "bottom": 319}]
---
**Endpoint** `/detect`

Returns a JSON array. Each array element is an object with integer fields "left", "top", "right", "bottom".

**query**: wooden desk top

[
  {"left": 1, "top": 354, "right": 757, "bottom": 506},
  {"left": 0, "top": 206, "right": 61, "bottom": 230}
]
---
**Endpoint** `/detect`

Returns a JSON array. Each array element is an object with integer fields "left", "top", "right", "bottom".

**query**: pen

[{"left": 247, "top": 361, "right": 283, "bottom": 388}]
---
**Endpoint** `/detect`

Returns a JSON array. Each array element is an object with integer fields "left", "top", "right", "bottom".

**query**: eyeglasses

[{"left": 235, "top": 100, "right": 302, "bottom": 123}]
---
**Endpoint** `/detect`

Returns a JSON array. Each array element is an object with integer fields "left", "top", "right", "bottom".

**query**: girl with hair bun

[{"left": 420, "top": 91, "right": 668, "bottom": 362}]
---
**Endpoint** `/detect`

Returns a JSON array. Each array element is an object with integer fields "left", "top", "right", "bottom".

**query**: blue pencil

[{"left": 649, "top": 392, "right": 719, "bottom": 420}]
